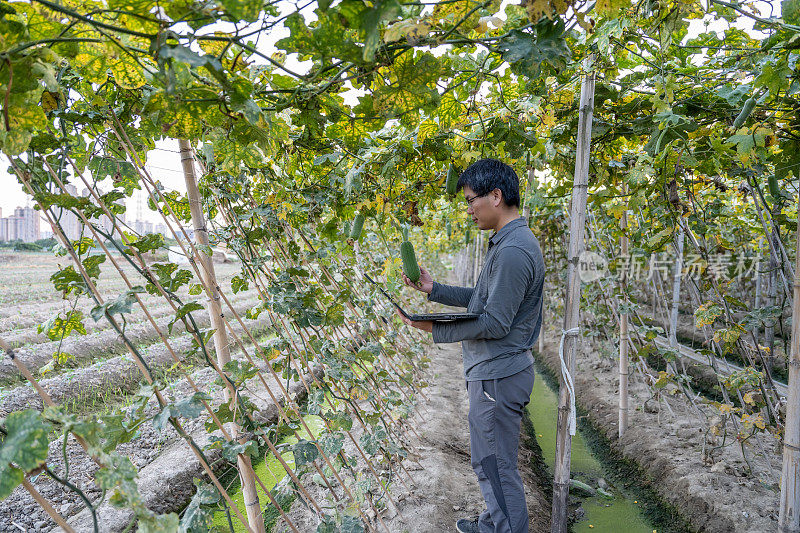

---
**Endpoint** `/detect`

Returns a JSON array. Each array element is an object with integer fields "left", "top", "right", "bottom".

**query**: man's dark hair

[{"left": 456, "top": 158, "right": 520, "bottom": 208}]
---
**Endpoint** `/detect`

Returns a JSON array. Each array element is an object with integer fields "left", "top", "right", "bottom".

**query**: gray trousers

[{"left": 467, "top": 364, "right": 535, "bottom": 533}]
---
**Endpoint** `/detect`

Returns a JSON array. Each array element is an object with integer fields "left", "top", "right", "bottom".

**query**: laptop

[{"left": 363, "top": 273, "right": 479, "bottom": 322}]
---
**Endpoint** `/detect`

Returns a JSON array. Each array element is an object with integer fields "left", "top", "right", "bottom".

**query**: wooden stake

[
  {"left": 754, "top": 240, "right": 763, "bottom": 347},
  {"left": 539, "top": 279, "right": 545, "bottom": 355},
  {"left": 618, "top": 184, "right": 629, "bottom": 439},
  {"left": 22, "top": 478, "right": 75, "bottom": 533},
  {"left": 179, "top": 140, "right": 266, "bottom": 533},
  {"left": 779, "top": 192, "right": 800, "bottom": 532},
  {"left": 473, "top": 232, "right": 481, "bottom": 284},
  {"left": 522, "top": 167, "right": 535, "bottom": 224},
  {"left": 668, "top": 224, "right": 684, "bottom": 348},
  {"left": 551, "top": 62, "right": 594, "bottom": 533}
]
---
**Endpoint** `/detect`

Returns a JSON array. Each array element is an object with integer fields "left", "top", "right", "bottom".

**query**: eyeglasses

[{"left": 465, "top": 192, "right": 489, "bottom": 206}]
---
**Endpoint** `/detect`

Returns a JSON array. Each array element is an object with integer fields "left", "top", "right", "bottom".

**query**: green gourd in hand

[{"left": 400, "top": 241, "right": 420, "bottom": 283}]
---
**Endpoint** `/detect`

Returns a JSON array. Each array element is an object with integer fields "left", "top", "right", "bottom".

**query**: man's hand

[
  {"left": 396, "top": 309, "right": 433, "bottom": 333},
  {"left": 401, "top": 266, "right": 434, "bottom": 294}
]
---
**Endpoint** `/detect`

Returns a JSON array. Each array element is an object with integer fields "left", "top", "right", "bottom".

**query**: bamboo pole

[
  {"left": 618, "top": 185, "right": 629, "bottom": 439},
  {"left": 473, "top": 232, "right": 481, "bottom": 284},
  {"left": 767, "top": 236, "right": 779, "bottom": 374},
  {"left": 539, "top": 279, "right": 546, "bottom": 355},
  {"left": 551, "top": 62, "right": 595, "bottom": 533},
  {"left": 21, "top": 478, "right": 75, "bottom": 533},
  {"left": 522, "top": 167, "right": 535, "bottom": 224},
  {"left": 779, "top": 194, "right": 800, "bottom": 532},
  {"left": 179, "top": 140, "right": 266, "bottom": 533},
  {"left": 754, "top": 241, "right": 763, "bottom": 347},
  {"left": 668, "top": 224, "right": 685, "bottom": 347},
  {"left": 749, "top": 181, "right": 793, "bottom": 302}
]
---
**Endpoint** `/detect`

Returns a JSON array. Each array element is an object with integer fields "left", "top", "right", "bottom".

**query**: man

[{"left": 398, "top": 158, "right": 545, "bottom": 533}]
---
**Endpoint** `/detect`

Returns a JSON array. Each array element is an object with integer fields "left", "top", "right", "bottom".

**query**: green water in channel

[
  {"left": 211, "top": 415, "right": 326, "bottom": 532},
  {"left": 527, "top": 368, "right": 656, "bottom": 533}
]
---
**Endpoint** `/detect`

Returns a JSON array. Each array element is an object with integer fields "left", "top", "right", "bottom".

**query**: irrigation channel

[{"left": 527, "top": 360, "right": 688, "bottom": 533}]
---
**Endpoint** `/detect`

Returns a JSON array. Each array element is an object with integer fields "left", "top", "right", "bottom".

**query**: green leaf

[
  {"left": 95, "top": 453, "right": 140, "bottom": 507},
  {"left": 644, "top": 111, "right": 698, "bottom": 156},
  {"left": 316, "top": 517, "right": 337, "bottom": 533},
  {"left": 99, "top": 413, "right": 145, "bottom": 453},
  {"left": 231, "top": 274, "right": 249, "bottom": 294},
  {"left": 715, "top": 84, "right": 752, "bottom": 107},
  {"left": 341, "top": 515, "right": 365, "bottom": 533},
  {"left": 218, "top": 0, "right": 262, "bottom": 22},
  {"left": 51, "top": 266, "right": 87, "bottom": 296},
  {"left": 326, "top": 411, "right": 353, "bottom": 431},
  {"left": 0, "top": 410, "right": 51, "bottom": 499},
  {"left": 179, "top": 481, "right": 220, "bottom": 533},
  {"left": 222, "top": 360, "right": 258, "bottom": 386},
  {"left": 276, "top": 11, "right": 362, "bottom": 65},
  {"left": 152, "top": 392, "right": 210, "bottom": 432},
  {"left": 126, "top": 233, "right": 165, "bottom": 255},
  {"left": 361, "top": 0, "right": 401, "bottom": 61},
  {"left": 168, "top": 301, "right": 205, "bottom": 334},
  {"left": 90, "top": 287, "right": 145, "bottom": 322},
  {"left": 785, "top": 0, "right": 800, "bottom": 24},
  {"left": 359, "top": 426, "right": 389, "bottom": 455},
  {"left": 645, "top": 227, "right": 673, "bottom": 251},
  {"left": 145, "top": 262, "right": 193, "bottom": 295},
  {"left": 496, "top": 20, "right": 571, "bottom": 78},
  {"left": 88, "top": 156, "right": 141, "bottom": 195},
  {"left": 156, "top": 45, "right": 223, "bottom": 71},
  {"left": 138, "top": 513, "right": 180, "bottom": 533},
  {"left": 146, "top": 190, "right": 192, "bottom": 222},
  {"left": 320, "top": 432, "right": 345, "bottom": 457},
  {"left": 0, "top": 466, "right": 23, "bottom": 500},
  {"left": 292, "top": 439, "right": 319, "bottom": 467}
]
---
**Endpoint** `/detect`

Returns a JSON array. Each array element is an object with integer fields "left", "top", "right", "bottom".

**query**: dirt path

[{"left": 383, "top": 341, "right": 550, "bottom": 533}]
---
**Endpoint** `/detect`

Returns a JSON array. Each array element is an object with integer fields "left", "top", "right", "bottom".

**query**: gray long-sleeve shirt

[{"left": 429, "top": 217, "right": 545, "bottom": 381}]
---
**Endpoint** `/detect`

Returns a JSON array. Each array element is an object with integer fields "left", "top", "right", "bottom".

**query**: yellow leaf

[
  {"left": 718, "top": 403, "right": 735, "bottom": 415},
  {"left": 743, "top": 391, "right": 755, "bottom": 406},
  {"left": 526, "top": 0, "right": 555, "bottom": 20},
  {"left": 417, "top": 119, "right": 438, "bottom": 144},
  {"left": 541, "top": 109, "right": 557, "bottom": 128},
  {"left": 41, "top": 91, "right": 60, "bottom": 113},
  {"left": 595, "top": 0, "right": 626, "bottom": 17},
  {"left": 384, "top": 18, "right": 431, "bottom": 43},
  {"left": 461, "top": 150, "right": 481, "bottom": 165},
  {"left": 108, "top": 52, "right": 147, "bottom": 89},
  {"left": 382, "top": 257, "right": 402, "bottom": 279},
  {"left": 75, "top": 42, "right": 109, "bottom": 84},
  {"left": 607, "top": 204, "right": 626, "bottom": 219}
]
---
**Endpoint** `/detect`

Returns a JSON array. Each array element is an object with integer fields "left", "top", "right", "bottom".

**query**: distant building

[
  {"left": 0, "top": 206, "right": 40, "bottom": 242},
  {"left": 54, "top": 184, "right": 81, "bottom": 240}
]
